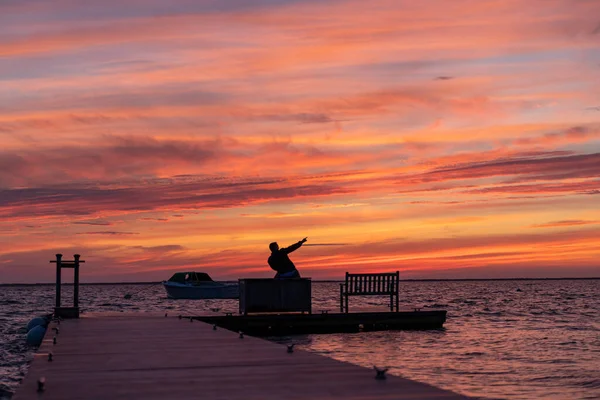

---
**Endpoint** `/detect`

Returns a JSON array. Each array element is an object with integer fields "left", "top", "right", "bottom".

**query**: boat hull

[{"left": 163, "top": 282, "right": 239, "bottom": 299}]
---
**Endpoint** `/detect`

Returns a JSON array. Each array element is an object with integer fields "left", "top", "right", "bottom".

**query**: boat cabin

[{"left": 167, "top": 272, "right": 214, "bottom": 284}]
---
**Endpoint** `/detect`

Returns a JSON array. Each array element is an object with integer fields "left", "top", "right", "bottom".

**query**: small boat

[{"left": 162, "top": 272, "right": 239, "bottom": 299}]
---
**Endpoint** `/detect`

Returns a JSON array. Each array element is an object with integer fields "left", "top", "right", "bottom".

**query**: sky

[{"left": 1, "top": 0, "right": 599, "bottom": 283}]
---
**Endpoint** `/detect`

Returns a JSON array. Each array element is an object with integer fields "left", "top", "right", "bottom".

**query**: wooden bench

[{"left": 339, "top": 271, "right": 399, "bottom": 313}]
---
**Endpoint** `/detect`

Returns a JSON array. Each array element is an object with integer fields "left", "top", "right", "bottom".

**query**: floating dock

[
  {"left": 14, "top": 313, "right": 467, "bottom": 399},
  {"left": 194, "top": 309, "right": 446, "bottom": 335}
]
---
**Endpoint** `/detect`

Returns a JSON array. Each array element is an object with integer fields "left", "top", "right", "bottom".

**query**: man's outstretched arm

[{"left": 282, "top": 237, "right": 307, "bottom": 254}]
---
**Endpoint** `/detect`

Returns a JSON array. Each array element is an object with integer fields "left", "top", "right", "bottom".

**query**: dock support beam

[
  {"left": 50, "top": 253, "right": 85, "bottom": 319},
  {"left": 55, "top": 254, "right": 62, "bottom": 310}
]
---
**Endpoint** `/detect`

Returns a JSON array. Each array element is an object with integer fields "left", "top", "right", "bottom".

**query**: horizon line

[{"left": 1, "top": 276, "right": 598, "bottom": 286}]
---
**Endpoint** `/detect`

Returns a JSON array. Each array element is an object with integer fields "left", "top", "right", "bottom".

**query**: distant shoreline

[{"left": 1, "top": 277, "right": 598, "bottom": 287}]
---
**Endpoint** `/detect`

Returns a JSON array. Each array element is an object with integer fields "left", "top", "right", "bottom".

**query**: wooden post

[
  {"left": 55, "top": 254, "right": 62, "bottom": 309},
  {"left": 50, "top": 254, "right": 85, "bottom": 318},
  {"left": 395, "top": 271, "right": 400, "bottom": 312},
  {"left": 339, "top": 283, "right": 344, "bottom": 313},
  {"left": 73, "top": 254, "right": 80, "bottom": 308},
  {"left": 345, "top": 287, "right": 349, "bottom": 314},
  {"left": 345, "top": 272, "right": 349, "bottom": 313}
]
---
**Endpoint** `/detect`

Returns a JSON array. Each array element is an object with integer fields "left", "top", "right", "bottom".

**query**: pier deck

[{"left": 15, "top": 313, "right": 467, "bottom": 400}]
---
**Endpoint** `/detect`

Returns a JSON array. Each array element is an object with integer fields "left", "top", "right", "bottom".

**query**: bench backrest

[{"left": 344, "top": 271, "right": 399, "bottom": 295}]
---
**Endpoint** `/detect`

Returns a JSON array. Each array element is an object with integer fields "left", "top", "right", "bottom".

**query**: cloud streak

[
  {"left": 429, "top": 153, "right": 600, "bottom": 180},
  {"left": 76, "top": 231, "right": 139, "bottom": 235},
  {"left": 530, "top": 220, "right": 599, "bottom": 229}
]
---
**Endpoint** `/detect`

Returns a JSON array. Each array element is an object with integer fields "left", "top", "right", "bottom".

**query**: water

[{"left": 1, "top": 280, "right": 598, "bottom": 399}]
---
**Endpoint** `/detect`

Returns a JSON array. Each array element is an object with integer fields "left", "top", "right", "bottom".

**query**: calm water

[{"left": 1, "top": 280, "right": 598, "bottom": 399}]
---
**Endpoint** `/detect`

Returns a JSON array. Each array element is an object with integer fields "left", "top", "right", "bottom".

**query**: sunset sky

[{"left": 1, "top": 0, "right": 599, "bottom": 283}]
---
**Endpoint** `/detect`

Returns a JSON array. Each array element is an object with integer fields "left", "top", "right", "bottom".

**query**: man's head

[{"left": 269, "top": 242, "right": 279, "bottom": 252}]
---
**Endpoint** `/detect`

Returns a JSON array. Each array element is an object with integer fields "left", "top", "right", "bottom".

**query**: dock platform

[
  {"left": 14, "top": 313, "right": 467, "bottom": 399},
  {"left": 194, "top": 309, "right": 446, "bottom": 335}
]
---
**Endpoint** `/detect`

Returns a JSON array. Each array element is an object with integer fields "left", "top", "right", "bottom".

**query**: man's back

[{"left": 268, "top": 250, "right": 296, "bottom": 274}]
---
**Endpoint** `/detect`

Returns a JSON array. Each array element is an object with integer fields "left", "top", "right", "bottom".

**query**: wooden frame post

[
  {"left": 395, "top": 270, "right": 400, "bottom": 312},
  {"left": 50, "top": 253, "right": 85, "bottom": 318},
  {"left": 73, "top": 254, "right": 80, "bottom": 308},
  {"left": 54, "top": 253, "right": 62, "bottom": 309}
]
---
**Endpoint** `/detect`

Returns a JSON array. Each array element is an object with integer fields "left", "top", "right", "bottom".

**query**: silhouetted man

[{"left": 268, "top": 237, "right": 307, "bottom": 278}]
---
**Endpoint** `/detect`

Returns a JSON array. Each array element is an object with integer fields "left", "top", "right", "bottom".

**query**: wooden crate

[{"left": 239, "top": 278, "right": 311, "bottom": 315}]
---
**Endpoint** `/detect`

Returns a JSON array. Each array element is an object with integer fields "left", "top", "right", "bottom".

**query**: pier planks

[{"left": 14, "top": 313, "right": 468, "bottom": 400}]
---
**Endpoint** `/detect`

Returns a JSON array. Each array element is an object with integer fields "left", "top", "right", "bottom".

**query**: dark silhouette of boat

[{"left": 162, "top": 272, "right": 239, "bottom": 299}]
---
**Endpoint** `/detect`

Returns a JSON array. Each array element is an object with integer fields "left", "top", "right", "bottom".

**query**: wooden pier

[{"left": 14, "top": 313, "right": 468, "bottom": 400}]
